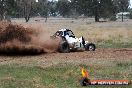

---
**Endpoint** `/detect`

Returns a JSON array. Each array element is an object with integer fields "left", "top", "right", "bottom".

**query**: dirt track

[
  {"left": 45, "top": 48, "right": 132, "bottom": 59},
  {"left": 0, "top": 48, "right": 132, "bottom": 67}
]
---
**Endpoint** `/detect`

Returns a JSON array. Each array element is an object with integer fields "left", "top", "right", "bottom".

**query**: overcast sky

[{"left": 130, "top": 0, "right": 132, "bottom": 8}]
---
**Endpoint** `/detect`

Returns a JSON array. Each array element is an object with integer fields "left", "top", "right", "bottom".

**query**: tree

[
  {"left": 71, "top": 0, "right": 93, "bottom": 17},
  {"left": 16, "top": 0, "right": 36, "bottom": 22},
  {"left": 0, "top": 0, "right": 16, "bottom": 21},
  {"left": 48, "top": 1, "right": 58, "bottom": 17},
  {"left": 34, "top": 0, "right": 49, "bottom": 22},
  {"left": 23, "top": 0, "right": 33, "bottom": 22},
  {"left": 91, "top": 0, "right": 114, "bottom": 22},
  {"left": 71, "top": 0, "right": 101, "bottom": 22},
  {"left": 113, "top": 0, "right": 130, "bottom": 22},
  {"left": 57, "top": 0, "right": 71, "bottom": 17},
  {"left": 92, "top": 0, "right": 100, "bottom": 22}
]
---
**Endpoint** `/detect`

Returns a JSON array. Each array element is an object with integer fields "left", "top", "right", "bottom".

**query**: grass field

[
  {"left": 0, "top": 18, "right": 132, "bottom": 88},
  {"left": 0, "top": 61, "right": 131, "bottom": 88}
]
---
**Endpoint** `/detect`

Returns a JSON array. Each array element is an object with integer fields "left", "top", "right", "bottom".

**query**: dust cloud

[{"left": 0, "top": 21, "right": 61, "bottom": 54}]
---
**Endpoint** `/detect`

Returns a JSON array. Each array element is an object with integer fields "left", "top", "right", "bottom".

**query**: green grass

[{"left": 0, "top": 63, "right": 131, "bottom": 88}]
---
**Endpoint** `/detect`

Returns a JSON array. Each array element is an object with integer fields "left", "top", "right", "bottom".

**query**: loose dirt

[
  {"left": 42, "top": 48, "right": 132, "bottom": 60},
  {"left": 0, "top": 48, "right": 131, "bottom": 67}
]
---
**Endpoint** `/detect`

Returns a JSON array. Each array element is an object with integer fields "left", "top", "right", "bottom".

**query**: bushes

[
  {"left": 109, "top": 16, "right": 117, "bottom": 21},
  {"left": 129, "top": 11, "right": 132, "bottom": 19}
]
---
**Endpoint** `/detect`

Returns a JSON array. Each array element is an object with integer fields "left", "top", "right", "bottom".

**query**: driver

[{"left": 65, "top": 32, "right": 77, "bottom": 44}]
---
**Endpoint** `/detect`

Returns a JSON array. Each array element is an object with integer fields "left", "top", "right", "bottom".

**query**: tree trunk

[
  {"left": 0, "top": 11, "right": 5, "bottom": 20},
  {"left": 122, "top": 12, "right": 123, "bottom": 22},
  {"left": 25, "top": 16, "right": 30, "bottom": 22},
  {"left": 23, "top": 1, "right": 32, "bottom": 22},
  {"left": 95, "top": 7, "right": 99, "bottom": 22},
  {"left": 0, "top": 15, "right": 3, "bottom": 21},
  {"left": 95, "top": 14, "right": 99, "bottom": 22},
  {"left": 45, "top": 17, "right": 47, "bottom": 22},
  {"left": 94, "top": 0, "right": 99, "bottom": 22}
]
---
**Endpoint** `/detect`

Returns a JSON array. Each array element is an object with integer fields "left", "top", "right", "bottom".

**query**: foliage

[
  {"left": 109, "top": 15, "right": 117, "bottom": 21},
  {"left": 57, "top": 0, "right": 71, "bottom": 17},
  {"left": 0, "top": 0, "right": 130, "bottom": 22},
  {"left": 113, "top": 0, "right": 130, "bottom": 12},
  {"left": 0, "top": 0, "right": 16, "bottom": 20},
  {"left": 129, "top": 10, "right": 132, "bottom": 19}
]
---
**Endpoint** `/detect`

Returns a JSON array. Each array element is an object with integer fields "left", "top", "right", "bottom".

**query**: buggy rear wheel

[{"left": 59, "top": 41, "right": 70, "bottom": 53}]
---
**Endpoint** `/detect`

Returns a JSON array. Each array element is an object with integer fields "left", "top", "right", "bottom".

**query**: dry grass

[{"left": 12, "top": 18, "right": 132, "bottom": 45}]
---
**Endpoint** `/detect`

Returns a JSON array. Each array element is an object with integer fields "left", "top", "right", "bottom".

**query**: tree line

[{"left": 0, "top": 0, "right": 130, "bottom": 22}]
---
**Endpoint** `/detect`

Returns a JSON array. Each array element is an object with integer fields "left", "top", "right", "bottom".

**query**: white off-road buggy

[{"left": 52, "top": 29, "right": 96, "bottom": 53}]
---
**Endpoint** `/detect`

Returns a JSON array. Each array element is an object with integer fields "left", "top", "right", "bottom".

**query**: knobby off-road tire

[
  {"left": 85, "top": 43, "right": 96, "bottom": 51},
  {"left": 58, "top": 41, "right": 70, "bottom": 53}
]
